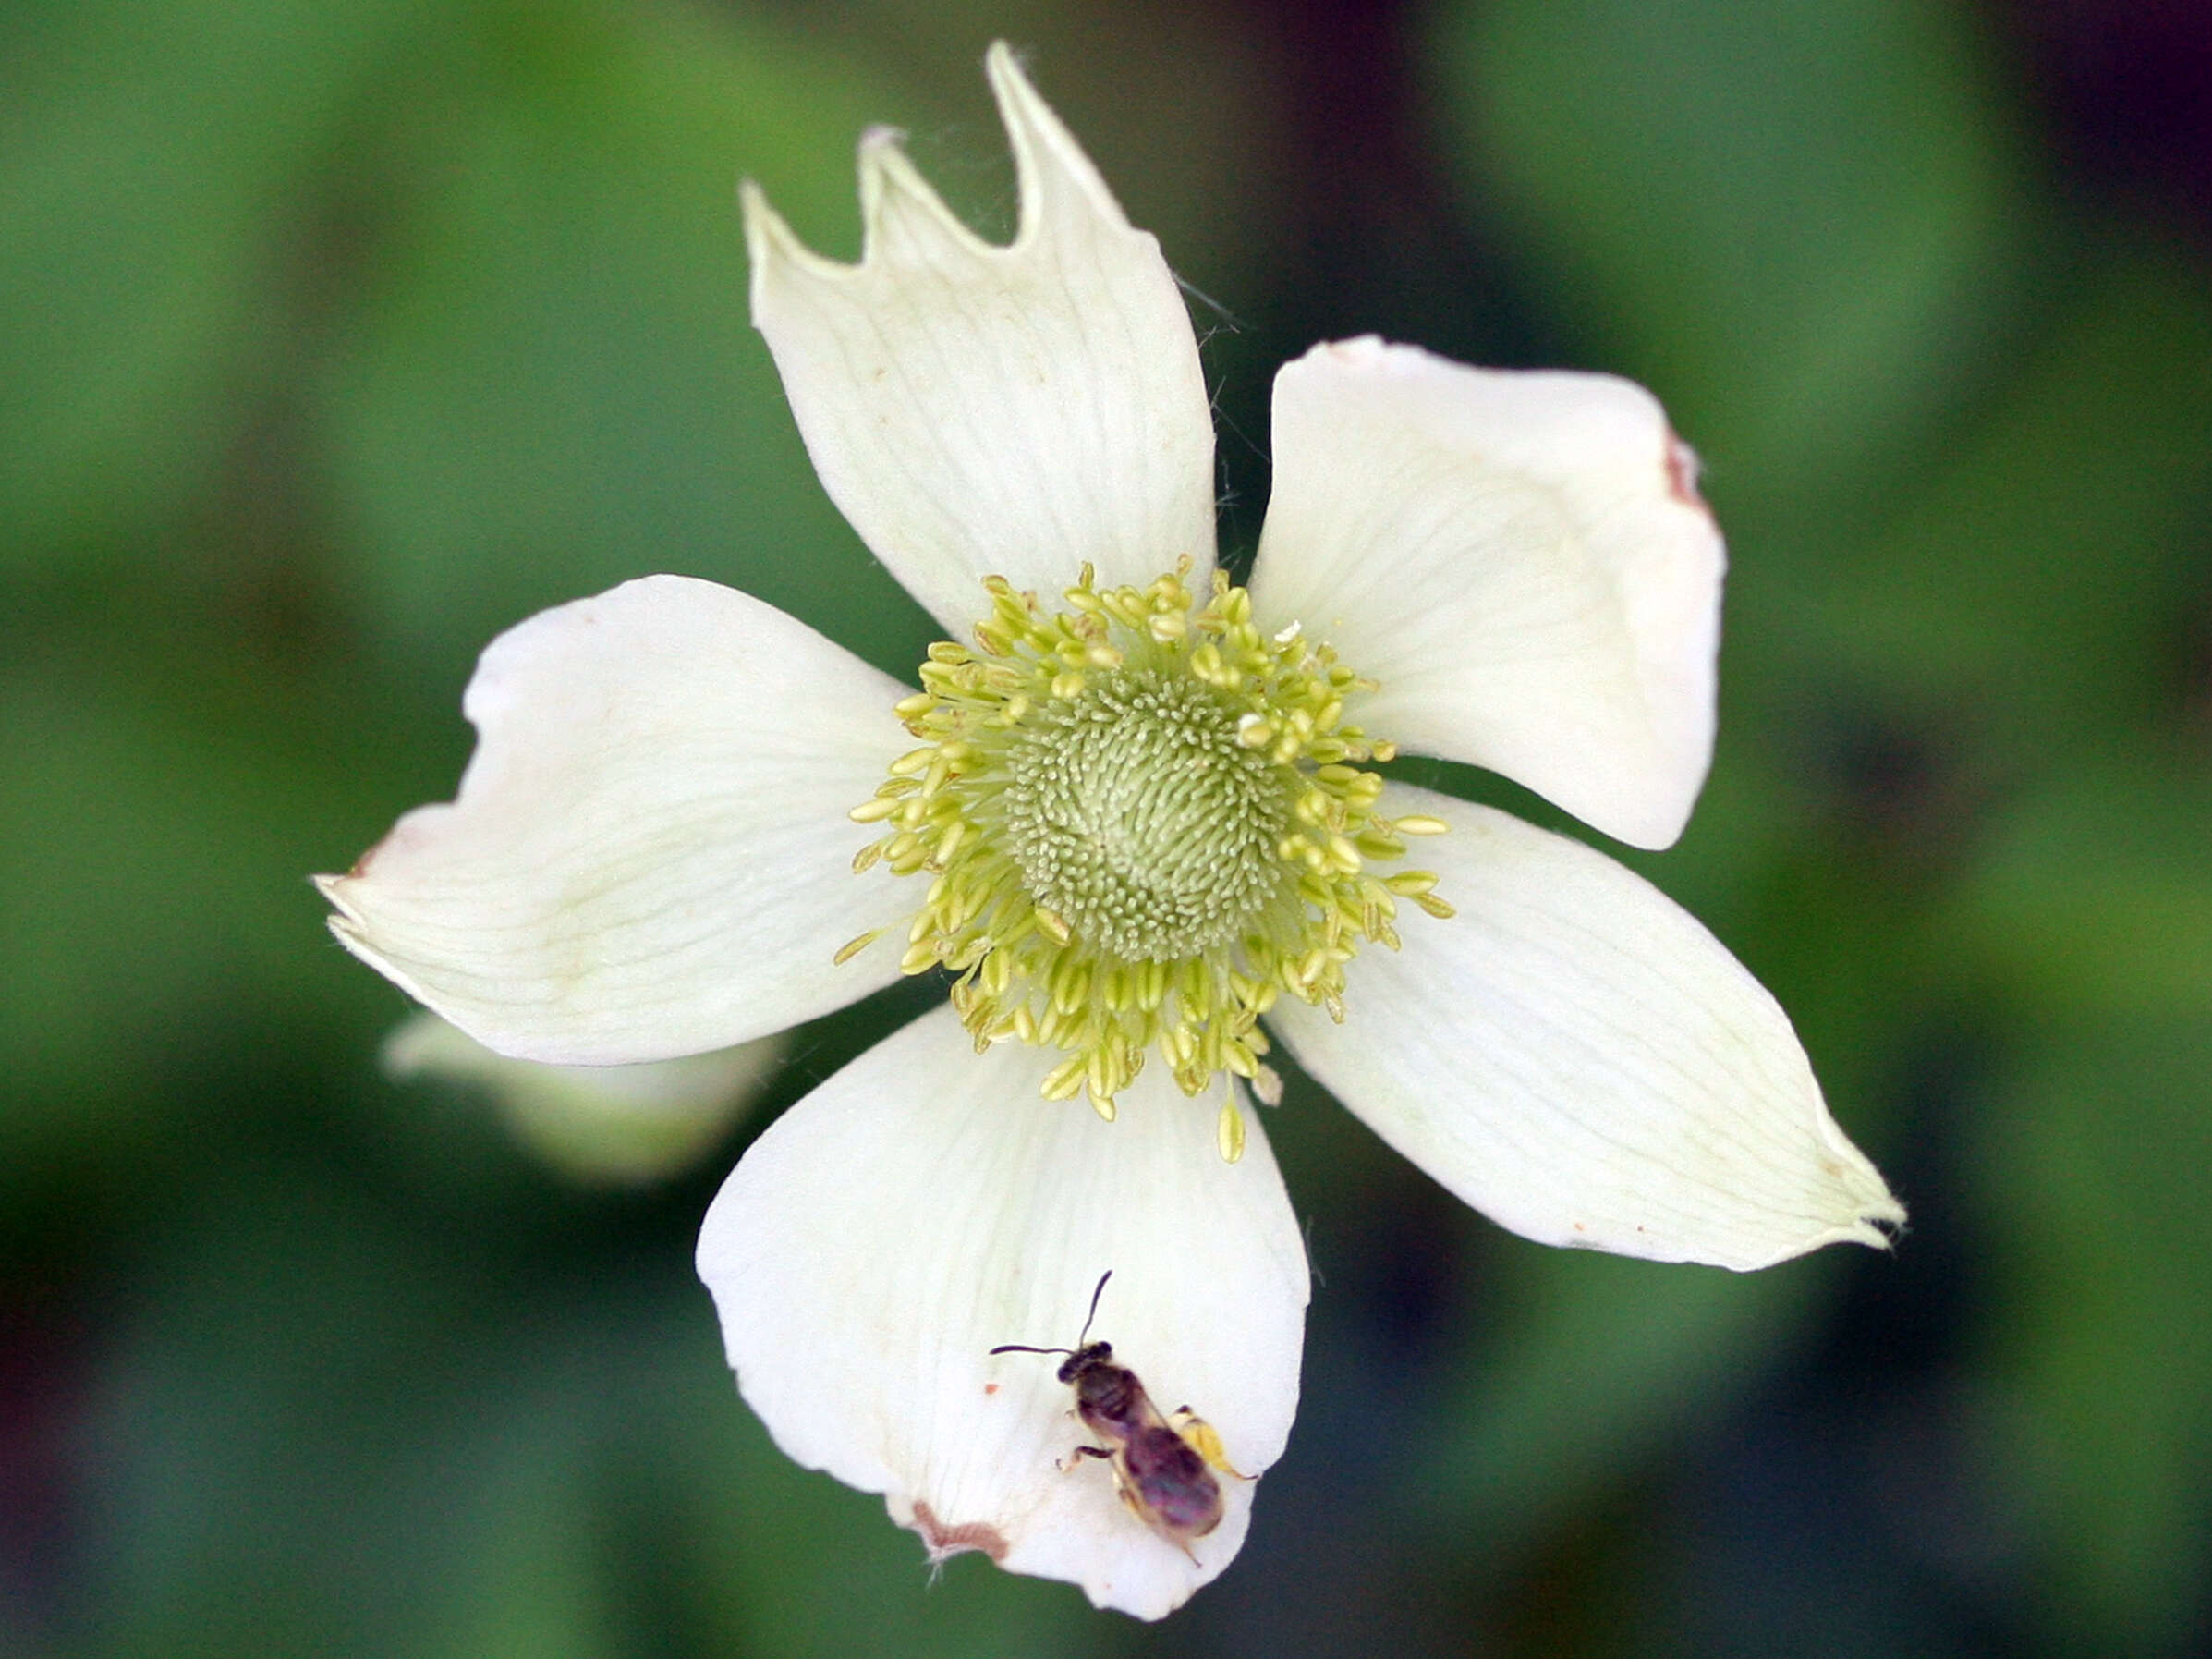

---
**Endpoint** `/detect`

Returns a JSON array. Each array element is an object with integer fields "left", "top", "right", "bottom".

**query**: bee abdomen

[{"left": 1127, "top": 1430, "right": 1221, "bottom": 1536}]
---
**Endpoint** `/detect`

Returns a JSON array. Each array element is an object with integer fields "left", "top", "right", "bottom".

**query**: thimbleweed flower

[{"left": 317, "top": 44, "right": 1903, "bottom": 1619}]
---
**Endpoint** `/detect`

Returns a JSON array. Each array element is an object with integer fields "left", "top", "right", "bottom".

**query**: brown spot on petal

[
  {"left": 910, "top": 1500, "right": 1009, "bottom": 1564},
  {"left": 983, "top": 1382, "right": 999, "bottom": 1395},
  {"left": 336, "top": 818, "right": 408, "bottom": 882},
  {"left": 1663, "top": 431, "right": 1711, "bottom": 516}
]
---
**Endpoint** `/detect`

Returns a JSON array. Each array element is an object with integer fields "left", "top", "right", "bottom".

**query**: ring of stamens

[{"left": 846, "top": 561, "right": 1452, "bottom": 1125}]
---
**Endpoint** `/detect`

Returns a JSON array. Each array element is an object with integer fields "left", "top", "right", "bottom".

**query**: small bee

[{"left": 991, "top": 1272, "right": 1246, "bottom": 1558}]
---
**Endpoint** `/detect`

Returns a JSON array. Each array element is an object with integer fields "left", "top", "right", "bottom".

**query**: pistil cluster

[{"left": 846, "top": 563, "right": 1450, "bottom": 1143}]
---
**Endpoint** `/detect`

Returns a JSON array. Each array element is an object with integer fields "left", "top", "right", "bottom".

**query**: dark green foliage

[{"left": 5, "top": 1, "right": 2206, "bottom": 1654}]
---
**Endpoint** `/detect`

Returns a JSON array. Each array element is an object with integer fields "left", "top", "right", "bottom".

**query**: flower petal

[
  {"left": 1247, "top": 337, "right": 1723, "bottom": 849},
  {"left": 697, "top": 1004, "right": 1308, "bottom": 1619},
  {"left": 319, "top": 576, "right": 912, "bottom": 1064},
  {"left": 382, "top": 1012, "right": 784, "bottom": 1187},
  {"left": 745, "top": 43, "right": 1216, "bottom": 636},
  {"left": 1268, "top": 786, "right": 1902, "bottom": 1271}
]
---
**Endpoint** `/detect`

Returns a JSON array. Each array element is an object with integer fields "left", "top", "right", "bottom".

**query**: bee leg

[
  {"left": 1103, "top": 1462, "right": 1154, "bottom": 1530},
  {"left": 1056, "top": 1443, "right": 1114, "bottom": 1474},
  {"left": 1169, "top": 1408, "right": 1250, "bottom": 1480}
]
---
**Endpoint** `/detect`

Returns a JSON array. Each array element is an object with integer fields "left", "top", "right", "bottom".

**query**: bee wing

[{"left": 1119, "top": 1423, "right": 1223, "bottom": 1543}]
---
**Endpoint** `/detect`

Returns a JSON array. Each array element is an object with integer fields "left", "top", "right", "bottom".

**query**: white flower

[{"left": 316, "top": 43, "right": 1902, "bottom": 1620}]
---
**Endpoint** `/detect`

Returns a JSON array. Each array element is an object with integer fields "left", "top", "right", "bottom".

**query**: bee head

[{"left": 1056, "top": 1340, "right": 1113, "bottom": 1385}]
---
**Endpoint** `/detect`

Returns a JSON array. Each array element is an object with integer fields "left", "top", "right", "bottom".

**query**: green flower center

[
  {"left": 998, "top": 670, "right": 1291, "bottom": 963},
  {"left": 844, "top": 562, "right": 1451, "bottom": 1147}
]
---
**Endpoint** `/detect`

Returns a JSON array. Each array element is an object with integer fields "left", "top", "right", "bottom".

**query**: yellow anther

[
  {"left": 1216, "top": 1095, "right": 1246, "bottom": 1164},
  {"left": 833, "top": 930, "right": 884, "bottom": 965},
  {"left": 1051, "top": 959, "right": 1091, "bottom": 1016}
]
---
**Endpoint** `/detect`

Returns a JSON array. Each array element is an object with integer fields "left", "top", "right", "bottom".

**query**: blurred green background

[{"left": 6, "top": 0, "right": 2209, "bottom": 1653}]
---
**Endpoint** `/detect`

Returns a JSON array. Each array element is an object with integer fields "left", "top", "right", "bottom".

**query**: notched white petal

[
  {"left": 1269, "top": 786, "right": 1903, "bottom": 1272},
  {"left": 1249, "top": 336, "right": 1724, "bottom": 849},
  {"left": 841, "top": 125, "right": 999, "bottom": 277},
  {"left": 697, "top": 1006, "right": 1308, "bottom": 1618},
  {"left": 318, "top": 577, "right": 911, "bottom": 1065},
  {"left": 745, "top": 42, "right": 1216, "bottom": 636}
]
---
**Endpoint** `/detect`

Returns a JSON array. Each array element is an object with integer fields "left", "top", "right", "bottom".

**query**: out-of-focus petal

[
  {"left": 382, "top": 1012, "right": 784, "bottom": 1186},
  {"left": 1269, "top": 785, "right": 1902, "bottom": 1270},
  {"left": 319, "top": 576, "right": 910, "bottom": 1064},
  {"left": 697, "top": 1005, "right": 1307, "bottom": 1619},
  {"left": 1248, "top": 337, "right": 1722, "bottom": 849},
  {"left": 746, "top": 43, "right": 1216, "bottom": 637}
]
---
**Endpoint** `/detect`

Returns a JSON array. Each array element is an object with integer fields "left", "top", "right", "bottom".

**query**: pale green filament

[{"left": 848, "top": 562, "right": 1452, "bottom": 1116}]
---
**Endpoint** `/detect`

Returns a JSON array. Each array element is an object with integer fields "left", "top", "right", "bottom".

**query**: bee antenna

[
  {"left": 988, "top": 1343, "right": 1072, "bottom": 1357},
  {"left": 1076, "top": 1270, "right": 1112, "bottom": 1348}
]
